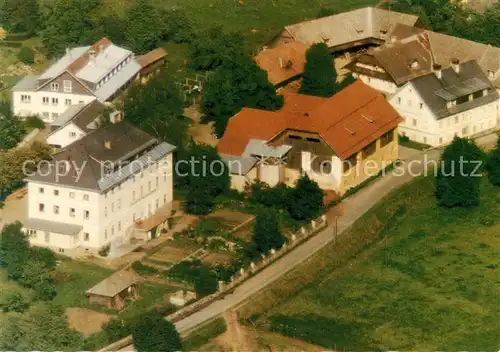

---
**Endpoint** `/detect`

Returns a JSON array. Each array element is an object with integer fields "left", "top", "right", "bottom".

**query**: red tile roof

[
  {"left": 137, "top": 48, "right": 167, "bottom": 68},
  {"left": 67, "top": 37, "right": 113, "bottom": 75},
  {"left": 217, "top": 80, "right": 403, "bottom": 160},
  {"left": 255, "top": 42, "right": 307, "bottom": 86}
]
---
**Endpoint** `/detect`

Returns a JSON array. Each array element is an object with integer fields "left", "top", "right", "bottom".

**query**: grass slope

[{"left": 258, "top": 176, "right": 500, "bottom": 351}]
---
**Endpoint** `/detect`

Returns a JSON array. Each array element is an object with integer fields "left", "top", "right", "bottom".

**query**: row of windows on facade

[
  {"left": 95, "top": 56, "right": 133, "bottom": 90},
  {"left": 39, "top": 187, "right": 91, "bottom": 200},
  {"left": 405, "top": 110, "right": 491, "bottom": 129},
  {"left": 28, "top": 229, "right": 90, "bottom": 245},
  {"left": 20, "top": 94, "right": 85, "bottom": 107},
  {"left": 38, "top": 203, "right": 90, "bottom": 219}
]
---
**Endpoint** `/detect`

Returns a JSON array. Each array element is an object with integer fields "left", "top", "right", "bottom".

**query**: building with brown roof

[
  {"left": 345, "top": 23, "right": 500, "bottom": 95},
  {"left": 269, "top": 7, "right": 422, "bottom": 54},
  {"left": 218, "top": 80, "right": 402, "bottom": 194},
  {"left": 255, "top": 42, "right": 307, "bottom": 87},
  {"left": 86, "top": 270, "right": 138, "bottom": 310}
]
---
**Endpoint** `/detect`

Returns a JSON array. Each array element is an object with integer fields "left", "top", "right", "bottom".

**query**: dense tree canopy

[
  {"left": 202, "top": 55, "right": 284, "bottom": 137},
  {"left": 41, "top": 0, "right": 103, "bottom": 56},
  {"left": 436, "top": 137, "right": 485, "bottom": 207},
  {"left": 299, "top": 43, "right": 338, "bottom": 97},
  {"left": 182, "top": 143, "right": 230, "bottom": 215},
  {"left": 288, "top": 175, "right": 324, "bottom": 221},
  {"left": 132, "top": 312, "right": 182, "bottom": 352},
  {"left": 253, "top": 210, "right": 286, "bottom": 254},
  {"left": 125, "top": 0, "right": 162, "bottom": 53},
  {"left": 0, "top": 0, "right": 41, "bottom": 34},
  {"left": 124, "top": 70, "right": 188, "bottom": 150},
  {"left": 189, "top": 26, "right": 245, "bottom": 71}
]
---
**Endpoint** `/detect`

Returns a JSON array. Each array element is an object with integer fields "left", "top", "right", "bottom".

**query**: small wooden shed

[{"left": 86, "top": 270, "right": 138, "bottom": 310}]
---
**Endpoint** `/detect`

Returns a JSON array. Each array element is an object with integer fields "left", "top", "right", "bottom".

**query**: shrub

[
  {"left": 193, "top": 267, "right": 218, "bottom": 296},
  {"left": 103, "top": 318, "right": 131, "bottom": 342},
  {"left": 131, "top": 261, "right": 158, "bottom": 276},
  {"left": 167, "top": 260, "right": 217, "bottom": 296},
  {"left": 23, "top": 116, "right": 45, "bottom": 129},
  {"left": 288, "top": 175, "right": 324, "bottom": 221},
  {"left": 98, "top": 244, "right": 111, "bottom": 257},
  {"left": 132, "top": 311, "right": 182, "bottom": 352},
  {"left": 248, "top": 182, "right": 291, "bottom": 209},
  {"left": 17, "top": 46, "right": 35, "bottom": 64},
  {"left": 0, "top": 289, "right": 30, "bottom": 313}
]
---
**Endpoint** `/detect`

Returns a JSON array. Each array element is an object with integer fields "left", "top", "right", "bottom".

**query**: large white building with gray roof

[
  {"left": 23, "top": 121, "right": 176, "bottom": 257},
  {"left": 11, "top": 37, "right": 166, "bottom": 123}
]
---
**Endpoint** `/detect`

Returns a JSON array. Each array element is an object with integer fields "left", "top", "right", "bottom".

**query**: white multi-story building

[
  {"left": 389, "top": 60, "right": 500, "bottom": 146},
  {"left": 11, "top": 37, "right": 166, "bottom": 123},
  {"left": 23, "top": 121, "right": 176, "bottom": 256}
]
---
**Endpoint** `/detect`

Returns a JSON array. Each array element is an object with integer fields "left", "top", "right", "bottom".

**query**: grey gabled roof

[
  {"left": 11, "top": 75, "right": 38, "bottom": 91},
  {"left": 26, "top": 121, "right": 168, "bottom": 192},
  {"left": 51, "top": 104, "right": 88, "bottom": 127},
  {"left": 38, "top": 47, "right": 90, "bottom": 80},
  {"left": 410, "top": 60, "right": 499, "bottom": 119},
  {"left": 76, "top": 44, "right": 132, "bottom": 83},
  {"left": 243, "top": 139, "right": 292, "bottom": 158},
  {"left": 220, "top": 154, "right": 257, "bottom": 176},
  {"left": 23, "top": 218, "right": 82, "bottom": 236},
  {"left": 94, "top": 59, "right": 141, "bottom": 102},
  {"left": 86, "top": 270, "right": 136, "bottom": 297}
]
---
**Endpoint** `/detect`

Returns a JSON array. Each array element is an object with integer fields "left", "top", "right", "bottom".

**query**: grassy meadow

[{"left": 245, "top": 175, "right": 500, "bottom": 351}]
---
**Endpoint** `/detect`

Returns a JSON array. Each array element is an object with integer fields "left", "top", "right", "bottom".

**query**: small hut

[{"left": 86, "top": 270, "right": 138, "bottom": 310}]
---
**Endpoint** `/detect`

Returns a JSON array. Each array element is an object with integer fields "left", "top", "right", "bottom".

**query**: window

[
  {"left": 462, "top": 126, "right": 469, "bottom": 135},
  {"left": 117, "top": 199, "right": 121, "bottom": 209},
  {"left": 63, "top": 80, "right": 72, "bottom": 93},
  {"left": 104, "top": 230, "right": 108, "bottom": 239},
  {"left": 52, "top": 112, "right": 59, "bottom": 119},
  {"left": 118, "top": 221, "right": 121, "bottom": 231},
  {"left": 51, "top": 97, "right": 59, "bottom": 106},
  {"left": 164, "top": 194, "right": 167, "bottom": 204},
  {"left": 419, "top": 102, "right": 423, "bottom": 109},
  {"left": 111, "top": 226, "right": 114, "bottom": 236},
  {"left": 155, "top": 199, "right": 159, "bottom": 209},
  {"left": 84, "top": 210, "right": 89, "bottom": 220},
  {"left": 21, "top": 94, "right": 31, "bottom": 103},
  {"left": 45, "top": 232, "right": 50, "bottom": 244},
  {"left": 69, "top": 192, "right": 75, "bottom": 199},
  {"left": 140, "top": 186, "right": 143, "bottom": 197},
  {"left": 50, "top": 82, "right": 59, "bottom": 91},
  {"left": 84, "top": 233, "right": 90, "bottom": 241},
  {"left": 439, "top": 137, "right": 443, "bottom": 144},
  {"left": 148, "top": 181, "right": 151, "bottom": 192},
  {"left": 423, "top": 136, "right": 427, "bottom": 144},
  {"left": 454, "top": 116, "right": 459, "bottom": 124},
  {"left": 104, "top": 207, "right": 108, "bottom": 217},
  {"left": 83, "top": 194, "right": 89, "bottom": 201},
  {"left": 39, "top": 203, "right": 45, "bottom": 212},
  {"left": 397, "top": 97, "right": 401, "bottom": 104},
  {"left": 412, "top": 118, "right": 417, "bottom": 127},
  {"left": 69, "top": 131, "right": 77, "bottom": 138},
  {"left": 156, "top": 176, "right": 159, "bottom": 187},
  {"left": 42, "top": 96, "right": 49, "bottom": 105},
  {"left": 306, "top": 137, "right": 321, "bottom": 143},
  {"left": 380, "top": 129, "right": 394, "bottom": 147},
  {"left": 53, "top": 205, "right": 59, "bottom": 214},
  {"left": 362, "top": 141, "right": 376, "bottom": 159},
  {"left": 39, "top": 187, "right": 44, "bottom": 194},
  {"left": 69, "top": 208, "right": 75, "bottom": 217},
  {"left": 111, "top": 202, "right": 114, "bottom": 212},
  {"left": 78, "top": 100, "right": 84, "bottom": 104},
  {"left": 43, "top": 112, "right": 49, "bottom": 118},
  {"left": 58, "top": 248, "right": 65, "bottom": 253},
  {"left": 53, "top": 189, "right": 59, "bottom": 196},
  {"left": 163, "top": 172, "right": 167, "bottom": 182},
  {"left": 65, "top": 98, "right": 72, "bottom": 106}
]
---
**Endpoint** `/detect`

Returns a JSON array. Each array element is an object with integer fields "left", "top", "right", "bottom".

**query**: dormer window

[
  {"left": 63, "top": 80, "right": 72, "bottom": 93},
  {"left": 488, "top": 70, "right": 495, "bottom": 79},
  {"left": 51, "top": 82, "right": 59, "bottom": 91},
  {"left": 483, "top": 89, "right": 489, "bottom": 97},
  {"left": 409, "top": 60, "right": 419, "bottom": 70}
]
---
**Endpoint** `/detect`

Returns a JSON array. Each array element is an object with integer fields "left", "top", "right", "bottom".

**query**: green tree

[
  {"left": 0, "top": 222, "right": 30, "bottom": 280},
  {"left": 253, "top": 210, "right": 286, "bottom": 254},
  {"left": 125, "top": 0, "right": 162, "bottom": 53},
  {"left": 194, "top": 266, "right": 218, "bottom": 296},
  {"left": 0, "top": 286, "right": 31, "bottom": 313},
  {"left": 0, "top": 101, "right": 25, "bottom": 150},
  {"left": 132, "top": 312, "right": 182, "bottom": 352},
  {"left": 486, "top": 135, "right": 500, "bottom": 186},
  {"left": 102, "top": 318, "right": 131, "bottom": 342},
  {"left": 160, "top": 8, "right": 194, "bottom": 44},
  {"left": 299, "top": 43, "right": 337, "bottom": 97},
  {"left": 189, "top": 26, "right": 245, "bottom": 70},
  {"left": 182, "top": 144, "right": 230, "bottom": 215},
  {"left": 288, "top": 175, "right": 324, "bottom": 221},
  {"left": 0, "top": 0, "right": 40, "bottom": 34},
  {"left": 436, "top": 136, "right": 485, "bottom": 207},
  {"left": 19, "top": 258, "right": 56, "bottom": 300},
  {"left": 124, "top": 70, "right": 188, "bottom": 149},
  {"left": 202, "top": 55, "right": 284, "bottom": 137},
  {"left": 41, "top": 0, "right": 103, "bottom": 56}
]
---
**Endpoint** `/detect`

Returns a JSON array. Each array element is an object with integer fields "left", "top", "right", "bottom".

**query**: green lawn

[{"left": 255, "top": 175, "right": 500, "bottom": 351}]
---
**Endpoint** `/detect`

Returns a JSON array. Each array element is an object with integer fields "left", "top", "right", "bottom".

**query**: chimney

[
  {"left": 89, "top": 49, "right": 96, "bottom": 66},
  {"left": 104, "top": 141, "right": 112, "bottom": 149},
  {"left": 451, "top": 58, "right": 460, "bottom": 74},
  {"left": 433, "top": 63, "right": 442, "bottom": 79}
]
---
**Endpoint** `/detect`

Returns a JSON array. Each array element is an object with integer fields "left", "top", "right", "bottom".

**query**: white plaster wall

[
  {"left": 259, "top": 164, "right": 280, "bottom": 187},
  {"left": 356, "top": 74, "right": 398, "bottom": 95},
  {"left": 299, "top": 151, "right": 343, "bottom": 191},
  {"left": 230, "top": 168, "right": 258, "bottom": 192},
  {"left": 46, "top": 123, "right": 86, "bottom": 148},
  {"left": 13, "top": 90, "right": 96, "bottom": 122}
]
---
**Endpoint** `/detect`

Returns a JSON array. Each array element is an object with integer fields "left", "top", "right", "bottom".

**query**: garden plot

[{"left": 144, "top": 238, "right": 203, "bottom": 270}]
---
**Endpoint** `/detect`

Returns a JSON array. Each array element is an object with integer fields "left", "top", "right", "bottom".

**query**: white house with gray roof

[
  {"left": 389, "top": 60, "right": 500, "bottom": 146},
  {"left": 23, "top": 121, "right": 176, "bottom": 257},
  {"left": 11, "top": 37, "right": 165, "bottom": 123}
]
